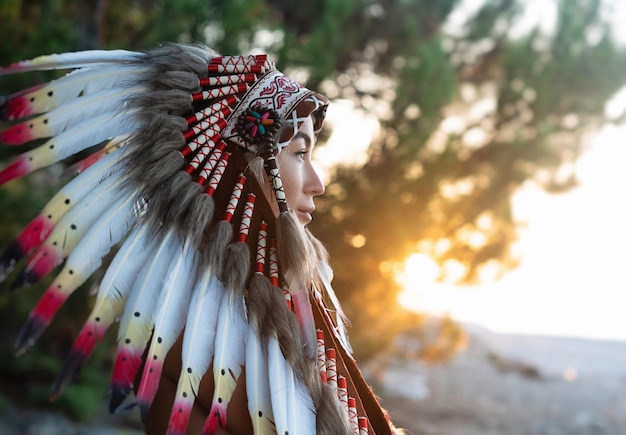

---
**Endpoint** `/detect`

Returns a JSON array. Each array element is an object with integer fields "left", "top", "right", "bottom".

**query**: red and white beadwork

[
  {"left": 255, "top": 221, "right": 268, "bottom": 275},
  {"left": 237, "top": 194, "right": 255, "bottom": 243}
]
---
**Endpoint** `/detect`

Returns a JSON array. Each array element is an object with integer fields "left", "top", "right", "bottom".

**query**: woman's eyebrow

[{"left": 292, "top": 130, "right": 312, "bottom": 148}]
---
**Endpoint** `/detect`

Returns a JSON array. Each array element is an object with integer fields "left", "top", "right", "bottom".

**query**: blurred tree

[{"left": 1, "top": 1, "right": 626, "bottom": 420}]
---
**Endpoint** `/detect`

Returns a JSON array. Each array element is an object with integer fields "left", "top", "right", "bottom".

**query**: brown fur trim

[
  {"left": 202, "top": 219, "right": 233, "bottom": 273},
  {"left": 222, "top": 241, "right": 250, "bottom": 295},
  {"left": 121, "top": 44, "right": 216, "bottom": 238},
  {"left": 316, "top": 383, "right": 352, "bottom": 434},
  {"left": 182, "top": 193, "right": 215, "bottom": 246}
]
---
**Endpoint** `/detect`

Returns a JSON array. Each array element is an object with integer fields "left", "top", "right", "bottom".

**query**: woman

[{"left": 0, "top": 44, "right": 399, "bottom": 434}]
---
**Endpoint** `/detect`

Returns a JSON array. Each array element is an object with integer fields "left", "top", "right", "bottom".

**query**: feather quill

[
  {"left": 317, "top": 261, "right": 352, "bottom": 354},
  {"left": 108, "top": 230, "right": 176, "bottom": 412},
  {"left": 202, "top": 285, "right": 248, "bottom": 434},
  {"left": 136, "top": 236, "right": 196, "bottom": 419}
]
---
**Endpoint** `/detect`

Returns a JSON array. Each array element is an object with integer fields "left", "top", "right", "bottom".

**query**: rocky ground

[
  {"left": 2, "top": 325, "right": 626, "bottom": 434},
  {"left": 375, "top": 325, "right": 626, "bottom": 435}
]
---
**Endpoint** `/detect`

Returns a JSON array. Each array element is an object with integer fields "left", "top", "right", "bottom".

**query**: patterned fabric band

[{"left": 222, "top": 68, "right": 328, "bottom": 155}]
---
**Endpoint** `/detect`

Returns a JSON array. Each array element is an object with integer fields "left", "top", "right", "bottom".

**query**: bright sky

[
  {"left": 319, "top": 0, "right": 626, "bottom": 341},
  {"left": 397, "top": 123, "right": 626, "bottom": 341}
]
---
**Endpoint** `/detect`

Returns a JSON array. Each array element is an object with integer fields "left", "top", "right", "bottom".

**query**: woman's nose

[{"left": 306, "top": 162, "right": 325, "bottom": 197}]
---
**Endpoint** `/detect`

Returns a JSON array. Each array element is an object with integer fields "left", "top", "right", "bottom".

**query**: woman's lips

[{"left": 296, "top": 210, "right": 313, "bottom": 224}]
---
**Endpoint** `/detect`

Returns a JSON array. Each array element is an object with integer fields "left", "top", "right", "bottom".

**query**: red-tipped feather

[
  {"left": 0, "top": 122, "right": 37, "bottom": 145},
  {"left": 167, "top": 399, "right": 195, "bottom": 435},
  {"left": 15, "top": 286, "right": 67, "bottom": 354},
  {"left": 109, "top": 347, "right": 145, "bottom": 412},
  {"left": 63, "top": 149, "right": 108, "bottom": 176},
  {"left": 2, "top": 84, "right": 45, "bottom": 120},
  {"left": 13, "top": 214, "right": 55, "bottom": 255},
  {"left": 136, "top": 358, "right": 165, "bottom": 420},
  {"left": 0, "top": 157, "right": 31, "bottom": 186},
  {"left": 11, "top": 243, "right": 60, "bottom": 290},
  {"left": 0, "top": 214, "right": 55, "bottom": 281},
  {"left": 50, "top": 319, "right": 107, "bottom": 397}
]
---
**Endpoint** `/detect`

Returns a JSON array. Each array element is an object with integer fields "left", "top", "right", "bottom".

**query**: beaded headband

[{"left": 183, "top": 54, "right": 328, "bottom": 214}]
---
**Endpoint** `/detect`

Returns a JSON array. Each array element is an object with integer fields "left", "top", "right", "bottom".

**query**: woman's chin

[{"left": 296, "top": 210, "right": 312, "bottom": 225}]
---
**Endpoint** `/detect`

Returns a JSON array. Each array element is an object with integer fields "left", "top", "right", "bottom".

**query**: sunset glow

[{"left": 395, "top": 123, "right": 626, "bottom": 341}]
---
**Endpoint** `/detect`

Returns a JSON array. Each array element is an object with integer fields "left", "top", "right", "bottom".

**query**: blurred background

[{"left": 1, "top": 0, "right": 626, "bottom": 434}]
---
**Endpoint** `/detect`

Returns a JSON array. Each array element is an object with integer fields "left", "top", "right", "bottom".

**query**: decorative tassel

[{"left": 359, "top": 416, "right": 369, "bottom": 435}]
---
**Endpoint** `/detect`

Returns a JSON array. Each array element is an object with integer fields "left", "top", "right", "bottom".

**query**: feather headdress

[{"left": 0, "top": 43, "right": 396, "bottom": 434}]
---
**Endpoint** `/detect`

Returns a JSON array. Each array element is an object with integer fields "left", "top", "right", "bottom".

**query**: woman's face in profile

[{"left": 278, "top": 116, "right": 325, "bottom": 226}]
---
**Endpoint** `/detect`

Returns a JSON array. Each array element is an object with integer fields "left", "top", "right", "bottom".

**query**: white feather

[
  {"left": 143, "top": 237, "right": 195, "bottom": 363},
  {"left": 267, "top": 335, "right": 315, "bottom": 435},
  {"left": 0, "top": 50, "right": 143, "bottom": 75},
  {"left": 4, "top": 65, "right": 148, "bottom": 121},
  {"left": 91, "top": 224, "right": 153, "bottom": 318},
  {"left": 167, "top": 272, "right": 226, "bottom": 433},
  {"left": 290, "top": 371, "right": 316, "bottom": 435},
  {"left": 6, "top": 149, "right": 123, "bottom": 260},
  {"left": 268, "top": 336, "right": 290, "bottom": 435},
  {"left": 245, "top": 327, "right": 275, "bottom": 435},
  {"left": 179, "top": 272, "right": 225, "bottom": 390},
  {"left": 28, "top": 166, "right": 124, "bottom": 263},
  {"left": 58, "top": 193, "right": 137, "bottom": 286},
  {"left": 11, "top": 86, "right": 145, "bottom": 143},
  {"left": 209, "top": 283, "right": 249, "bottom": 426},
  {"left": 117, "top": 230, "right": 177, "bottom": 346},
  {"left": 136, "top": 236, "right": 197, "bottom": 409},
  {"left": 24, "top": 108, "right": 139, "bottom": 172},
  {"left": 19, "top": 168, "right": 125, "bottom": 283}
]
